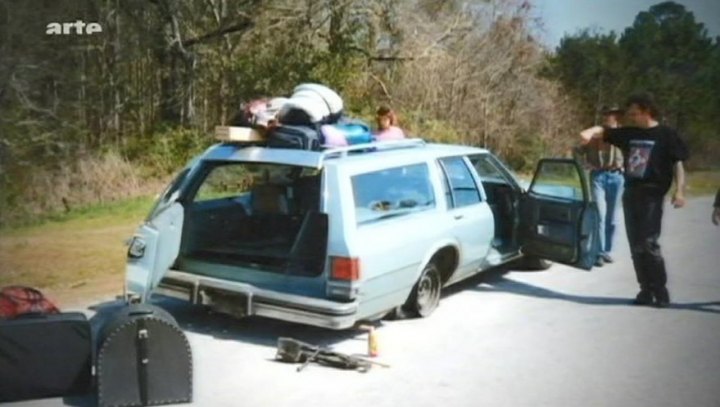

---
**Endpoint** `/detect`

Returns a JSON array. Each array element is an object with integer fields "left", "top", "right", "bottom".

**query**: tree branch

[
  {"left": 346, "top": 45, "right": 415, "bottom": 61},
  {"left": 369, "top": 73, "right": 393, "bottom": 101},
  {"left": 182, "top": 19, "right": 254, "bottom": 48}
]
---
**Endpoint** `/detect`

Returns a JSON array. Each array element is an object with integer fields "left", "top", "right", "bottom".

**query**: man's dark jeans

[{"left": 622, "top": 187, "right": 667, "bottom": 293}]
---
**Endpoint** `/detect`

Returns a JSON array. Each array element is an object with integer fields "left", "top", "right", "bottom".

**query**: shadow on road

[
  {"left": 85, "top": 265, "right": 719, "bottom": 353},
  {"left": 458, "top": 267, "right": 720, "bottom": 315}
]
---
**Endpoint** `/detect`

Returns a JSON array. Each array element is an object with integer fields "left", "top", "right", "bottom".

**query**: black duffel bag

[
  {"left": 96, "top": 303, "right": 192, "bottom": 407},
  {"left": 266, "top": 124, "right": 323, "bottom": 151},
  {"left": 0, "top": 312, "right": 93, "bottom": 402}
]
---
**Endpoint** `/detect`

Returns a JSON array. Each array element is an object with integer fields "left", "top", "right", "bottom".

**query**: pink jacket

[{"left": 374, "top": 126, "right": 405, "bottom": 141}]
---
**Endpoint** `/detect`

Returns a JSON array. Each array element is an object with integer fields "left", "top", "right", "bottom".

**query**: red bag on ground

[{"left": 0, "top": 286, "right": 60, "bottom": 319}]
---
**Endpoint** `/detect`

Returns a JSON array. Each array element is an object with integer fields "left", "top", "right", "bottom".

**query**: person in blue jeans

[{"left": 575, "top": 106, "right": 625, "bottom": 266}]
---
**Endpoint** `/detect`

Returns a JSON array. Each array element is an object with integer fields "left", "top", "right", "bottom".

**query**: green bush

[{"left": 126, "top": 126, "right": 214, "bottom": 177}]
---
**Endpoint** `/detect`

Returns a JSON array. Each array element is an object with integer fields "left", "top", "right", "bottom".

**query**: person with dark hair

[
  {"left": 580, "top": 93, "right": 689, "bottom": 307},
  {"left": 374, "top": 106, "right": 406, "bottom": 141},
  {"left": 713, "top": 188, "right": 720, "bottom": 226},
  {"left": 575, "top": 105, "right": 625, "bottom": 266}
]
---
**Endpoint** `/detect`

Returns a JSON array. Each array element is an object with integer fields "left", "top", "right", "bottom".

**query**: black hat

[{"left": 601, "top": 105, "right": 623, "bottom": 115}]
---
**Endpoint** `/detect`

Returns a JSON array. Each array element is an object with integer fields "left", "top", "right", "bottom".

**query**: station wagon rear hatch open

[{"left": 177, "top": 159, "right": 328, "bottom": 281}]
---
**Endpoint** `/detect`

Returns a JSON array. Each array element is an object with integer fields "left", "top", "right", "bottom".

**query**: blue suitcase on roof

[{"left": 322, "top": 121, "right": 373, "bottom": 147}]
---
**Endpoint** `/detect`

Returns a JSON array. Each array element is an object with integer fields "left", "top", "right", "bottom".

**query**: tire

[
  {"left": 516, "top": 255, "right": 552, "bottom": 271},
  {"left": 404, "top": 263, "right": 442, "bottom": 318}
]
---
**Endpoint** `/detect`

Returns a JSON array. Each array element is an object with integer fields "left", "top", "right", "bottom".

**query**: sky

[{"left": 532, "top": 0, "right": 720, "bottom": 49}]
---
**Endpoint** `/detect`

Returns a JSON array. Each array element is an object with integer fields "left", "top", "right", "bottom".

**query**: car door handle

[{"left": 454, "top": 214, "right": 464, "bottom": 220}]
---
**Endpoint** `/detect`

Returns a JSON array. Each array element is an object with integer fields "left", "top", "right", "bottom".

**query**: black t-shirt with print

[{"left": 603, "top": 125, "right": 689, "bottom": 194}]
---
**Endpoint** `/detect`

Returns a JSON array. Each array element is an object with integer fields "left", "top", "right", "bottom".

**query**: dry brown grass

[
  {"left": 1, "top": 151, "right": 165, "bottom": 227},
  {"left": 0, "top": 224, "right": 133, "bottom": 287},
  {"left": 0, "top": 197, "right": 153, "bottom": 308}
]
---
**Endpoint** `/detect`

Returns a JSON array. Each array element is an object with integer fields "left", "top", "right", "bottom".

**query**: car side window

[
  {"left": 438, "top": 157, "right": 482, "bottom": 208},
  {"left": 469, "top": 154, "right": 506, "bottom": 182},
  {"left": 352, "top": 163, "right": 435, "bottom": 225},
  {"left": 530, "top": 161, "right": 584, "bottom": 201}
]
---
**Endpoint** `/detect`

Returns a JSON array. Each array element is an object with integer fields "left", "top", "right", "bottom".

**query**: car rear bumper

[{"left": 154, "top": 270, "right": 359, "bottom": 330}]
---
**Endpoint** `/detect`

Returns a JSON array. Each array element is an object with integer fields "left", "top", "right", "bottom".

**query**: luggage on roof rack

[
  {"left": 293, "top": 83, "right": 344, "bottom": 123},
  {"left": 267, "top": 125, "right": 323, "bottom": 150},
  {"left": 217, "top": 83, "right": 415, "bottom": 151},
  {"left": 215, "top": 126, "right": 265, "bottom": 143},
  {"left": 321, "top": 121, "right": 373, "bottom": 147}
]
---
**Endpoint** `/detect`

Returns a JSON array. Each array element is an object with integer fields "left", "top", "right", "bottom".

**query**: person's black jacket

[{"left": 715, "top": 188, "right": 720, "bottom": 208}]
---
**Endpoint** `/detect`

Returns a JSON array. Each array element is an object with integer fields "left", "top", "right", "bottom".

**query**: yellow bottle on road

[{"left": 368, "top": 326, "right": 379, "bottom": 357}]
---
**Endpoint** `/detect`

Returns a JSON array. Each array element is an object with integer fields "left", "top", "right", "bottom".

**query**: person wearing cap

[
  {"left": 580, "top": 93, "right": 689, "bottom": 308},
  {"left": 712, "top": 188, "right": 720, "bottom": 226},
  {"left": 374, "top": 106, "right": 406, "bottom": 141},
  {"left": 575, "top": 105, "right": 625, "bottom": 267}
]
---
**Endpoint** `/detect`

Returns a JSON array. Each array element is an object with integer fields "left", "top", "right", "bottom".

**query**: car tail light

[{"left": 331, "top": 257, "right": 361, "bottom": 281}]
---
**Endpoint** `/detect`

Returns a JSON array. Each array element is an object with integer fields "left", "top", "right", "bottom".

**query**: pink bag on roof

[{"left": 321, "top": 125, "right": 349, "bottom": 147}]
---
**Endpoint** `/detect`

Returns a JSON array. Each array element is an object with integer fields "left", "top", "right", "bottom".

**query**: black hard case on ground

[
  {"left": 0, "top": 312, "right": 93, "bottom": 402},
  {"left": 97, "top": 303, "right": 192, "bottom": 407}
]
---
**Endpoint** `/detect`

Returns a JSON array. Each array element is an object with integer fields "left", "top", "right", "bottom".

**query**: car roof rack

[{"left": 320, "top": 138, "right": 426, "bottom": 159}]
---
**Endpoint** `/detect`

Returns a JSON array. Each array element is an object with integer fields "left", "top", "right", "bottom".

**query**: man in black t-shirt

[{"left": 580, "top": 94, "right": 689, "bottom": 307}]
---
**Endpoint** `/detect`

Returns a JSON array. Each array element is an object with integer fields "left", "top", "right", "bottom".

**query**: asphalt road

[{"left": 6, "top": 196, "right": 720, "bottom": 407}]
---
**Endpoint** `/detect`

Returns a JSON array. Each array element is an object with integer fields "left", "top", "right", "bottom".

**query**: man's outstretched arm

[
  {"left": 671, "top": 161, "right": 686, "bottom": 209},
  {"left": 579, "top": 125, "right": 604, "bottom": 143}
]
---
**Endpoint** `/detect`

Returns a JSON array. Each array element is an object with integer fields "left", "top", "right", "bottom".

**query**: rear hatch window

[{"left": 179, "top": 161, "right": 327, "bottom": 277}]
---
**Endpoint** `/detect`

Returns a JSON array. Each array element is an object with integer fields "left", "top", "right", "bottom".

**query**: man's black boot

[
  {"left": 653, "top": 287, "right": 671, "bottom": 308},
  {"left": 632, "top": 290, "right": 654, "bottom": 306}
]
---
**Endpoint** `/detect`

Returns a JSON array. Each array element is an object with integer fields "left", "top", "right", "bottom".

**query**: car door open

[
  {"left": 125, "top": 170, "right": 188, "bottom": 301},
  {"left": 519, "top": 159, "right": 600, "bottom": 270}
]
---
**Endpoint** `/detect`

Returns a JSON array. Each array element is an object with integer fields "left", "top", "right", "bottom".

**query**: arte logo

[{"left": 46, "top": 20, "right": 103, "bottom": 35}]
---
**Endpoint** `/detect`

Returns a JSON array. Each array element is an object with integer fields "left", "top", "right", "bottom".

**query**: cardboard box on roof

[{"left": 215, "top": 126, "right": 265, "bottom": 142}]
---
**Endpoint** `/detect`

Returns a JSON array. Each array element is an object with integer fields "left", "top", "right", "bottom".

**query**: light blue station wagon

[{"left": 126, "top": 139, "right": 600, "bottom": 329}]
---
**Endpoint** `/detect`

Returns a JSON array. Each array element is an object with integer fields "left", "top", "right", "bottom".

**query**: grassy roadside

[
  {"left": 685, "top": 171, "right": 720, "bottom": 196},
  {"left": 0, "top": 196, "right": 154, "bottom": 296}
]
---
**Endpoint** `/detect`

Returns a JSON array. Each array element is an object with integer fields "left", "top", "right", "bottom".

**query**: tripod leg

[{"left": 297, "top": 348, "right": 321, "bottom": 372}]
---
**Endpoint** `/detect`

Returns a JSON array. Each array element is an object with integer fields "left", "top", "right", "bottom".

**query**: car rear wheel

[{"left": 405, "top": 263, "right": 442, "bottom": 318}]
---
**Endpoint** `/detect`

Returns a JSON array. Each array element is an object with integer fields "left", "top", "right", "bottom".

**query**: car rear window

[
  {"left": 180, "top": 162, "right": 326, "bottom": 276},
  {"left": 352, "top": 163, "right": 435, "bottom": 225},
  {"left": 192, "top": 163, "right": 321, "bottom": 207}
]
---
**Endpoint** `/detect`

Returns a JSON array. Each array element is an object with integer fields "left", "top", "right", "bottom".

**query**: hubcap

[{"left": 416, "top": 271, "right": 439, "bottom": 313}]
